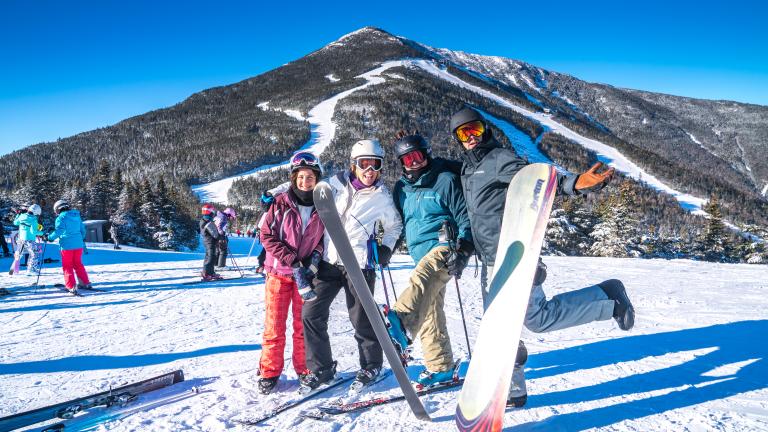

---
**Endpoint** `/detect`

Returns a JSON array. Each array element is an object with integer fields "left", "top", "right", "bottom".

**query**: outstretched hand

[{"left": 575, "top": 162, "right": 615, "bottom": 194}]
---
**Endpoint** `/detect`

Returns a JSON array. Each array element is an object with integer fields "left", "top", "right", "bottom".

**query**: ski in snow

[
  {"left": 455, "top": 163, "right": 558, "bottom": 432},
  {"left": 313, "top": 181, "right": 431, "bottom": 422},
  {"left": 54, "top": 283, "right": 106, "bottom": 292},
  {"left": 0, "top": 370, "right": 184, "bottom": 432},
  {"left": 232, "top": 374, "right": 354, "bottom": 426}
]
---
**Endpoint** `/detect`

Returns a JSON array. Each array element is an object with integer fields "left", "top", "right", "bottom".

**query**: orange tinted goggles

[{"left": 455, "top": 121, "right": 485, "bottom": 142}]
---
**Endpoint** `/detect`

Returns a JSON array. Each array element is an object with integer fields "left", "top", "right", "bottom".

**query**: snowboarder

[
  {"left": 45, "top": 199, "right": 92, "bottom": 294},
  {"left": 299, "top": 139, "right": 403, "bottom": 391},
  {"left": 449, "top": 106, "right": 635, "bottom": 406},
  {"left": 13, "top": 203, "right": 44, "bottom": 275},
  {"left": 199, "top": 203, "right": 222, "bottom": 281},
  {"left": 213, "top": 207, "right": 237, "bottom": 268},
  {"left": 257, "top": 150, "right": 325, "bottom": 394},
  {"left": 385, "top": 132, "right": 474, "bottom": 388}
]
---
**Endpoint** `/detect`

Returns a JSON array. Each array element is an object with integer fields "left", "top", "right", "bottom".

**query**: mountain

[{"left": 1, "top": 27, "right": 766, "bottom": 254}]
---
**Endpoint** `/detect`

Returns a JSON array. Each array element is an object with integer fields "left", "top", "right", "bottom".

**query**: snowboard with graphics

[{"left": 455, "top": 163, "right": 558, "bottom": 432}]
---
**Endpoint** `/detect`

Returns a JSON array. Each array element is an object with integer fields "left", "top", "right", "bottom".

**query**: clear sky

[{"left": 1, "top": 0, "right": 766, "bottom": 156}]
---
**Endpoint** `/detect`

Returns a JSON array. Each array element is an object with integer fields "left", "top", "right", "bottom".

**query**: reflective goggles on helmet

[
  {"left": 400, "top": 150, "right": 426, "bottom": 168},
  {"left": 355, "top": 156, "right": 383, "bottom": 172},
  {"left": 290, "top": 151, "right": 320, "bottom": 169},
  {"left": 455, "top": 120, "right": 485, "bottom": 143}
]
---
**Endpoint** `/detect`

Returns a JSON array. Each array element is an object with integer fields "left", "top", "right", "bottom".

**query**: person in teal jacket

[
  {"left": 385, "top": 132, "right": 475, "bottom": 388},
  {"left": 46, "top": 199, "right": 92, "bottom": 293},
  {"left": 13, "top": 203, "right": 44, "bottom": 275}
]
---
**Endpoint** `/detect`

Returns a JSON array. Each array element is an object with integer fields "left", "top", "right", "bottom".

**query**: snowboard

[
  {"left": 313, "top": 182, "right": 431, "bottom": 422},
  {"left": 455, "top": 163, "right": 557, "bottom": 432}
]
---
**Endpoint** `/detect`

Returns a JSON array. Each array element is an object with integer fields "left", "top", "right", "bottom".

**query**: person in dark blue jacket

[{"left": 384, "top": 132, "right": 474, "bottom": 388}]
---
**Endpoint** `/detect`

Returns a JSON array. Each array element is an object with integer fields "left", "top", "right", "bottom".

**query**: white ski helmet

[
  {"left": 350, "top": 139, "right": 384, "bottom": 160},
  {"left": 53, "top": 199, "right": 71, "bottom": 215},
  {"left": 28, "top": 204, "right": 42, "bottom": 216}
]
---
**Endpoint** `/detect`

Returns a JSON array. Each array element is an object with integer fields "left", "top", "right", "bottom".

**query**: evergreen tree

[
  {"left": 110, "top": 183, "right": 145, "bottom": 246},
  {"left": 88, "top": 160, "right": 114, "bottom": 220},
  {"left": 589, "top": 180, "right": 641, "bottom": 257},
  {"left": 699, "top": 194, "right": 732, "bottom": 262},
  {"left": 153, "top": 176, "right": 181, "bottom": 250},
  {"left": 137, "top": 179, "right": 159, "bottom": 248}
]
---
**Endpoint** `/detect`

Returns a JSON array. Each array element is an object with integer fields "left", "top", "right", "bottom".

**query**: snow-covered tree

[
  {"left": 110, "top": 183, "right": 145, "bottom": 247},
  {"left": 698, "top": 194, "right": 733, "bottom": 262},
  {"left": 88, "top": 160, "right": 114, "bottom": 220},
  {"left": 589, "top": 180, "right": 641, "bottom": 257}
]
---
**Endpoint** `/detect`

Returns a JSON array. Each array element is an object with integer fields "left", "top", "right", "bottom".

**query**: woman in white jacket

[{"left": 298, "top": 139, "right": 403, "bottom": 390}]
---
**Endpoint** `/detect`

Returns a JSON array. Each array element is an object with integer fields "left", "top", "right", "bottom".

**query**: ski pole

[
  {"left": 34, "top": 241, "right": 48, "bottom": 290},
  {"left": 386, "top": 266, "right": 398, "bottom": 301},
  {"left": 371, "top": 243, "right": 391, "bottom": 306},
  {"left": 442, "top": 220, "right": 472, "bottom": 359},
  {"left": 228, "top": 246, "right": 244, "bottom": 278},
  {"left": 244, "top": 236, "right": 258, "bottom": 268}
]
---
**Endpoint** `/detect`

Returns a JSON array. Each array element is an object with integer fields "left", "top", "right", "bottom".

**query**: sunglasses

[
  {"left": 291, "top": 151, "right": 320, "bottom": 168},
  {"left": 400, "top": 150, "right": 426, "bottom": 167},
  {"left": 355, "top": 157, "right": 383, "bottom": 172},
  {"left": 455, "top": 120, "right": 485, "bottom": 142}
]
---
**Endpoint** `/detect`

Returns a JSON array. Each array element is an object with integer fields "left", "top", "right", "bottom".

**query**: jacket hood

[{"left": 460, "top": 136, "right": 502, "bottom": 167}]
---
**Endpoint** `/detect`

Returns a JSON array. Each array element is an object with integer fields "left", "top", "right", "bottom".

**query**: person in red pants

[
  {"left": 45, "top": 199, "right": 91, "bottom": 294},
  {"left": 257, "top": 151, "right": 325, "bottom": 394}
]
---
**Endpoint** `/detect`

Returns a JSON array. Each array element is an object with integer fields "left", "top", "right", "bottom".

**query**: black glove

[
  {"left": 377, "top": 245, "right": 392, "bottom": 268},
  {"left": 292, "top": 265, "right": 313, "bottom": 290},
  {"left": 446, "top": 238, "right": 474, "bottom": 278},
  {"left": 260, "top": 190, "right": 275, "bottom": 211},
  {"left": 42, "top": 233, "right": 50, "bottom": 242},
  {"left": 217, "top": 238, "right": 228, "bottom": 251}
]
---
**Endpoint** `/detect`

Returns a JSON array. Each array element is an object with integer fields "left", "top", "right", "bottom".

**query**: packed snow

[{"left": 1, "top": 238, "right": 766, "bottom": 431}]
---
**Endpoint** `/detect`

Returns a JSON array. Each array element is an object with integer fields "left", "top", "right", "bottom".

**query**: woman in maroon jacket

[{"left": 257, "top": 151, "right": 325, "bottom": 394}]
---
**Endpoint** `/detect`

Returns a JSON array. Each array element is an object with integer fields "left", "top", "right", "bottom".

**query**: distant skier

[
  {"left": 299, "top": 140, "right": 403, "bottom": 391},
  {"left": 257, "top": 151, "right": 325, "bottom": 394},
  {"left": 13, "top": 203, "right": 44, "bottom": 276},
  {"left": 213, "top": 207, "right": 237, "bottom": 269},
  {"left": 0, "top": 211, "right": 11, "bottom": 258},
  {"left": 45, "top": 199, "right": 92, "bottom": 294},
  {"left": 449, "top": 106, "right": 634, "bottom": 406},
  {"left": 199, "top": 203, "right": 222, "bottom": 281},
  {"left": 109, "top": 224, "right": 121, "bottom": 250},
  {"left": 384, "top": 132, "right": 473, "bottom": 388}
]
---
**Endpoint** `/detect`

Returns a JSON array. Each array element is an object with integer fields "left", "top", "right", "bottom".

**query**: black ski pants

[
  {"left": 202, "top": 236, "right": 217, "bottom": 275},
  {"left": 302, "top": 261, "right": 382, "bottom": 374}
]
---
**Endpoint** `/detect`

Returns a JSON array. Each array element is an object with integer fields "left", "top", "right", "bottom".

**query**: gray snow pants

[{"left": 481, "top": 264, "right": 614, "bottom": 332}]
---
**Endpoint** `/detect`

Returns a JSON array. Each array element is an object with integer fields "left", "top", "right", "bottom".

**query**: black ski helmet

[
  {"left": 394, "top": 134, "right": 432, "bottom": 160},
  {"left": 449, "top": 106, "right": 490, "bottom": 145}
]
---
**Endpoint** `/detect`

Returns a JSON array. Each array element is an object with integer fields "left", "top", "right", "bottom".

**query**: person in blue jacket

[
  {"left": 384, "top": 132, "right": 475, "bottom": 388},
  {"left": 46, "top": 199, "right": 92, "bottom": 294},
  {"left": 13, "top": 203, "right": 44, "bottom": 275}
]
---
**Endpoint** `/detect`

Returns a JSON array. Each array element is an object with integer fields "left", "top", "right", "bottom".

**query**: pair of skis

[{"left": 0, "top": 370, "right": 185, "bottom": 432}]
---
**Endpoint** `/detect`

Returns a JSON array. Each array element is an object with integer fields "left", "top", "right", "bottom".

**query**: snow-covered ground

[{"left": 2, "top": 238, "right": 767, "bottom": 431}]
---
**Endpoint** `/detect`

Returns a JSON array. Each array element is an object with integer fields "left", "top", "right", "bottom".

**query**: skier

[
  {"left": 199, "top": 203, "right": 222, "bottom": 281},
  {"left": 257, "top": 150, "right": 325, "bottom": 394},
  {"left": 0, "top": 212, "right": 11, "bottom": 258},
  {"left": 385, "top": 132, "right": 474, "bottom": 388},
  {"left": 13, "top": 203, "right": 44, "bottom": 275},
  {"left": 45, "top": 199, "right": 92, "bottom": 294},
  {"left": 449, "top": 106, "right": 635, "bottom": 406},
  {"left": 109, "top": 223, "right": 121, "bottom": 250},
  {"left": 213, "top": 207, "right": 237, "bottom": 269},
  {"left": 299, "top": 139, "right": 403, "bottom": 391}
]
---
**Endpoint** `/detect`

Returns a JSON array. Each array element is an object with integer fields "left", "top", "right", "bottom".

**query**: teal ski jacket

[
  {"left": 392, "top": 158, "right": 472, "bottom": 264},
  {"left": 13, "top": 213, "right": 44, "bottom": 241},
  {"left": 48, "top": 209, "right": 86, "bottom": 250}
]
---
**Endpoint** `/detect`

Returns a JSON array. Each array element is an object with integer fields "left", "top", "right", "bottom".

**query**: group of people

[
  {"left": 236, "top": 106, "right": 636, "bottom": 404},
  {"left": 4, "top": 199, "right": 93, "bottom": 294}
]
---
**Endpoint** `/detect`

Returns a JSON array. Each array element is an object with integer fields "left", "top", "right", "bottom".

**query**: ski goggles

[
  {"left": 455, "top": 120, "right": 485, "bottom": 142},
  {"left": 290, "top": 151, "right": 320, "bottom": 169},
  {"left": 355, "top": 157, "right": 384, "bottom": 172},
  {"left": 400, "top": 150, "right": 426, "bottom": 168}
]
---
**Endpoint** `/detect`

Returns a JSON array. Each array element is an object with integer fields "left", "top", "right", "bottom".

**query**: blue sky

[{"left": 1, "top": 0, "right": 766, "bottom": 156}]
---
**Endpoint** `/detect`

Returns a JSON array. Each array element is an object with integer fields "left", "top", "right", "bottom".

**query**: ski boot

[
  {"left": 599, "top": 279, "right": 634, "bottom": 330},
  {"left": 380, "top": 304, "right": 411, "bottom": 360},
  {"left": 299, "top": 361, "right": 337, "bottom": 393},
  {"left": 415, "top": 359, "right": 462, "bottom": 391},
  {"left": 349, "top": 366, "right": 382, "bottom": 393},
  {"left": 507, "top": 340, "right": 528, "bottom": 408},
  {"left": 257, "top": 376, "right": 279, "bottom": 395},
  {"left": 77, "top": 283, "right": 94, "bottom": 291}
]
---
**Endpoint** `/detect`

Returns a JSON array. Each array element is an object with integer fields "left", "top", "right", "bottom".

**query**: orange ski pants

[{"left": 259, "top": 272, "right": 307, "bottom": 379}]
